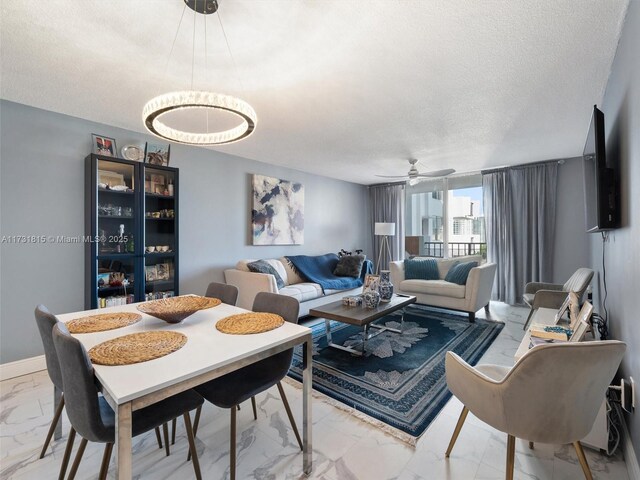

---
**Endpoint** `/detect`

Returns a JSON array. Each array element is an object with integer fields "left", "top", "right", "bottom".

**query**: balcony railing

[{"left": 422, "top": 242, "right": 486, "bottom": 259}]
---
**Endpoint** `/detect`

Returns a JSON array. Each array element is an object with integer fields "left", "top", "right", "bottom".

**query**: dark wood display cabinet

[{"left": 85, "top": 154, "right": 179, "bottom": 309}]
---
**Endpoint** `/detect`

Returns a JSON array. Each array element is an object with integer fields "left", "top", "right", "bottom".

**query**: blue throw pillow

[
  {"left": 247, "top": 260, "right": 286, "bottom": 289},
  {"left": 404, "top": 258, "right": 439, "bottom": 280},
  {"left": 444, "top": 261, "right": 478, "bottom": 285}
]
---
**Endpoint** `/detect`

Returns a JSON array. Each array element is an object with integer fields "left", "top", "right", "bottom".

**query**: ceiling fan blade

[
  {"left": 416, "top": 169, "right": 456, "bottom": 178},
  {"left": 375, "top": 174, "right": 410, "bottom": 179}
]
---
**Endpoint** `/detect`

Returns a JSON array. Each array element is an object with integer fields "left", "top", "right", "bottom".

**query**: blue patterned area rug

[{"left": 288, "top": 305, "right": 504, "bottom": 444}]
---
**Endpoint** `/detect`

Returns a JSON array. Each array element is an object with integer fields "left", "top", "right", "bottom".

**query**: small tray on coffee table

[{"left": 309, "top": 294, "right": 416, "bottom": 356}]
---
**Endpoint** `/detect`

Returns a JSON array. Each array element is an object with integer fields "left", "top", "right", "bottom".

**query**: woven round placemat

[
  {"left": 216, "top": 312, "right": 285, "bottom": 335},
  {"left": 88, "top": 331, "right": 187, "bottom": 366},
  {"left": 137, "top": 296, "right": 221, "bottom": 323},
  {"left": 67, "top": 312, "right": 142, "bottom": 334}
]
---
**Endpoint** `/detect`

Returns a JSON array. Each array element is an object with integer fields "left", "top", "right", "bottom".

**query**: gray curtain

[
  {"left": 369, "top": 183, "right": 405, "bottom": 271},
  {"left": 483, "top": 163, "right": 558, "bottom": 304}
]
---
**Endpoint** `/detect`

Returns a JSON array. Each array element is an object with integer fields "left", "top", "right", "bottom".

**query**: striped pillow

[
  {"left": 247, "top": 260, "right": 286, "bottom": 289},
  {"left": 444, "top": 261, "right": 478, "bottom": 285},
  {"left": 404, "top": 258, "right": 439, "bottom": 280}
]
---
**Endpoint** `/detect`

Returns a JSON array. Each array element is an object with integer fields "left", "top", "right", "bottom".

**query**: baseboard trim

[
  {"left": 622, "top": 418, "right": 640, "bottom": 480},
  {"left": 0, "top": 355, "right": 46, "bottom": 381}
]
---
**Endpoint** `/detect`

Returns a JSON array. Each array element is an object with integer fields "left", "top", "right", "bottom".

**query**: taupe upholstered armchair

[
  {"left": 522, "top": 268, "right": 594, "bottom": 329},
  {"left": 444, "top": 341, "right": 625, "bottom": 480}
]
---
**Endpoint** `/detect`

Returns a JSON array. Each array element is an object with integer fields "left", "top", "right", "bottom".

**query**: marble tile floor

[{"left": 0, "top": 302, "right": 629, "bottom": 479}]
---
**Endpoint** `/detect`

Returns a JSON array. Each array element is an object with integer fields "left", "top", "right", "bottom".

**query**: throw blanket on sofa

[{"left": 286, "top": 253, "right": 372, "bottom": 292}]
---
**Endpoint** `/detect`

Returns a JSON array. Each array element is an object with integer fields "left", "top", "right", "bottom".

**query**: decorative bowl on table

[{"left": 137, "top": 295, "right": 220, "bottom": 323}]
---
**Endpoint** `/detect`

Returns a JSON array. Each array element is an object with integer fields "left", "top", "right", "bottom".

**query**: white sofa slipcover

[
  {"left": 389, "top": 255, "right": 497, "bottom": 322},
  {"left": 224, "top": 257, "right": 363, "bottom": 317}
]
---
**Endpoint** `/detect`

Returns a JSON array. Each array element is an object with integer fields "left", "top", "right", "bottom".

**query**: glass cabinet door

[
  {"left": 143, "top": 165, "right": 178, "bottom": 299},
  {"left": 92, "top": 157, "right": 139, "bottom": 308},
  {"left": 96, "top": 159, "right": 137, "bottom": 255}
]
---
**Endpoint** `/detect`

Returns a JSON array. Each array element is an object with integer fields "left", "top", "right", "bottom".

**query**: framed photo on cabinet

[{"left": 92, "top": 134, "right": 117, "bottom": 157}]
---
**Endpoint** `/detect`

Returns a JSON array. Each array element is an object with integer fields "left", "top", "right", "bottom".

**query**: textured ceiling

[{"left": 0, "top": 0, "right": 628, "bottom": 184}]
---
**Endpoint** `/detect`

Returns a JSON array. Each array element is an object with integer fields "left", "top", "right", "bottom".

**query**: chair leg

[
  {"left": 277, "top": 382, "right": 302, "bottom": 450},
  {"left": 251, "top": 396, "right": 258, "bottom": 420},
  {"left": 193, "top": 405, "right": 202, "bottom": 436},
  {"left": 230, "top": 406, "right": 237, "bottom": 480},
  {"left": 506, "top": 435, "right": 515, "bottom": 480},
  {"left": 58, "top": 427, "right": 76, "bottom": 480},
  {"left": 187, "top": 406, "right": 202, "bottom": 462},
  {"left": 469, "top": 312, "right": 475, "bottom": 323},
  {"left": 445, "top": 406, "right": 469, "bottom": 457},
  {"left": 484, "top": 303, "right": 490, "bottom": 313},
  {"left": 67, "top": 437, "right": 88, "bottom": 480},
  {"left": 155, "top": 426, "right": 163, "bottom": 449},
  {"left": 184, "top": 412, "right": 202, "bottom": 480},
  {"left": 98, "top": 443, "right": 113, "bottom": 480},
  {"left": 171, "top": 418, "right": 177, "bottom": 445},
  {"left": 573, "top": 441, "right": 594, "bottom": 480},
  {"left": 40, "top": 394, "right": 65, "bottom": 458},
  {"left": 529, "top": 441, "right": 534, "bottom": 450},
  {"left": 162, "top": 422, "right": 170, "bottom": 456}
]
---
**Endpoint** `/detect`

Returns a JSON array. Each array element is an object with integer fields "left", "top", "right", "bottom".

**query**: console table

[
  {"left": 515, "top": 307, "right": 608, "bottom": 451},
  {"left": 515, "top": 307, "right": 557, "bottom": 361}
]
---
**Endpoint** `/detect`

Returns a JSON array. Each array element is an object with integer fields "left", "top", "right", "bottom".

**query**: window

[{"left": 405, "top": 174, "right": 485, "bottom": 259}]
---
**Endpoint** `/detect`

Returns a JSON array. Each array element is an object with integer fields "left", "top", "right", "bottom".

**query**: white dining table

[{"left": 56, "top": 298, "right": 313, "bottom": 479}]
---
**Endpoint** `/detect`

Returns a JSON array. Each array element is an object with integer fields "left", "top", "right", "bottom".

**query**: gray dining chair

[
  {"left": 191, "top": 292, "right": 302, "bottom": 480},
  {"left": 170, "top": 281, "right": 241, "bottom": 445},
  {"left": 445, "top": 340, "right": 626, "bottom": 480},
  {"left": 34, "top": 306, "right": 66, "bottom": 458},
  {"left": 35, "top": 305, "right": 170, "bottom": 479},
  {"left": 35, "top": 306, "right": 170, "bottom": 463},
  {"left": 34, "top": 304, "right": 79, "bottom": 480},
  {"left": 205, "top": 281, "right": 239, "bottom": 306},
  {"left": 52, "top": 323, "right": 205, "bottom": 480}
]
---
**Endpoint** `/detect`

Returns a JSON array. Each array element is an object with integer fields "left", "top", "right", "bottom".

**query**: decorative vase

[
  {"left": 378, "top": 270, "right": 394, "bottom": 302},
  {"left": 363, "top": 290, "right": 381, "bottom": 309}
]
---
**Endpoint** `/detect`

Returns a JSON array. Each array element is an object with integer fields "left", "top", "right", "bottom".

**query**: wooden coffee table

[{"left": 309, "top": 294, "right": 417, "bottom": 356}]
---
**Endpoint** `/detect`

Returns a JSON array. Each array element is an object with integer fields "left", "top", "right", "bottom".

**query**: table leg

[
  {"left": 369, "top": 308, "right": 406, "bottom": 335},
  {"left": 115, "top": 402, "right": 132, "bottom": 479},
  {"left": 302, "top": 337, "right": 313, "bottom": 475},
  {"left": 362, "top": 324, "right": 369, "bottom": 354},
  {"left": 324, "top": 319, "right": 333, "bottom": 345},
  {"left": 54, "top": 386, "right": 63, "bottom": 440},
  {"left": 325, "top": 319, "right": 365, "bottom": 356}
]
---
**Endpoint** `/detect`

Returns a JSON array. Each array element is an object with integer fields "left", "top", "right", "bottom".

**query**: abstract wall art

[{"left": 252, "top": 174, "right": 304, "bottom": 245}]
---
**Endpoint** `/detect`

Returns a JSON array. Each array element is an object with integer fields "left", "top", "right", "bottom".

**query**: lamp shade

[{"left": 374, "top": 222, "right": 396, "bottom": 236}]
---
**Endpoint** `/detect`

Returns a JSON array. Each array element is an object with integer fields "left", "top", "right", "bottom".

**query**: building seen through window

[{"left": 405, "top": 175, "right": 486, "bottom": 259}]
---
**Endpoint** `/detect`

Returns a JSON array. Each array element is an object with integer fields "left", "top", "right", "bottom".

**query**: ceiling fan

[{"left": 376, "top": 159, "right": 455, "bottom": 181}]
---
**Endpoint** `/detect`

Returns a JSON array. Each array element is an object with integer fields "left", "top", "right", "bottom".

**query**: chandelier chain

[
  {"left": 162, "top": 3, "right": 188, "bottom": 94},
  {"left": 216, "top": 9, "right": 246, "bottom": 95},
  {"left": 204, "top": 3, "right": 209, "bottom": 133},
  {"left": 191, "top": 2, "right": 197, "bottom": 90}
]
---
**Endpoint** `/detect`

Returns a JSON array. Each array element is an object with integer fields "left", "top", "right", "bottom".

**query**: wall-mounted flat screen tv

[{"left": 582, "top": 105, "right": 619, "bottom": 232}]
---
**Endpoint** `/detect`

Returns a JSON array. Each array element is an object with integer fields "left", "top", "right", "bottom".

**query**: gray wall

[
  {"left": 552, "top": 157, "right": 591, "bottom": 284},
  {"left": 589, "top": 1, "right": 640, "bottom": 461},
  {"left": 0, "top": 100, "right": 369, "bottom": 363}
]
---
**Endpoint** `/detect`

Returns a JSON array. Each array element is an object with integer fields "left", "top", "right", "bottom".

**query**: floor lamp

[{"left": 375, "top": 222, "right": 395, "bottom": 274}]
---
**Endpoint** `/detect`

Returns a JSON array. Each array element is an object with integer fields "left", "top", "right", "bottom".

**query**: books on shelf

[{"left": 529, "top": 323, "right": 572, "bottom": 341}]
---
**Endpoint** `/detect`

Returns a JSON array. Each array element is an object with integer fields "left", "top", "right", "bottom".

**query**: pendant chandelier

[{"left": 143, "top": 0, "right": 257, "bottom": 146}]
